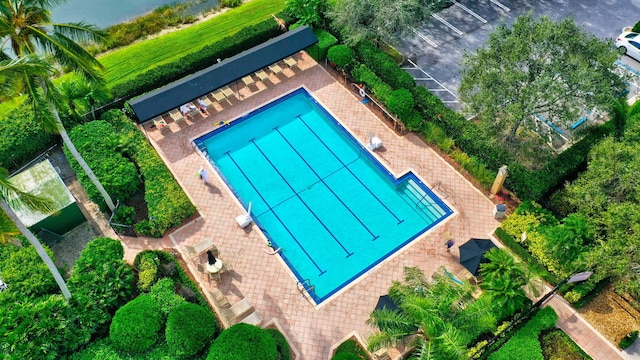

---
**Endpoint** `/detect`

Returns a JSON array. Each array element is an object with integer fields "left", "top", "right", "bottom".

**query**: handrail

[
  {"left": 350, "top": 83, "right": 401, "bottom": 131},
  {"left": 296, "top": 279, "right": 315, "bottom": 303}
]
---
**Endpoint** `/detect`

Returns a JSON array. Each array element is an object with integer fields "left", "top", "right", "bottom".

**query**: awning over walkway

[{"left": 129, "top": 26, "right": 318, "bottom": 123}]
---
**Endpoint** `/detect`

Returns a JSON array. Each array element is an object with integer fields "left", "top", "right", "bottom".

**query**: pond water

[{"left": 51, "top": 0, "right": 220, "bottom": 29}]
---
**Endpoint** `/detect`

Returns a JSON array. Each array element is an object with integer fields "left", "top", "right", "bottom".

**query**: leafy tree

[
  {"left": 166, "top": 303, "right": 217, "bottom": 356},
  {"left": 459, "top": 12, "right": 625, "bottom": 142},
  {"left": 327, "top": 0, "right": 443, "bottom": 45},
  {"left": 0, "top": 0, "right": 116, "bottom": 211},
  {"left": 207, "top": 323, "right": 277, "bottom": 360},
  {"left": 367, "top": 267, "right": 495, "bottom": 360}
]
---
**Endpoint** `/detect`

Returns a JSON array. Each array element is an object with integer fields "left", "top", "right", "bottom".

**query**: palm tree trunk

[
  {"left": 51, "top": 106, "right": 116, "bottom": 212},
  {"left": 0, "top": 199, "right": 72, "bottom": 300}
]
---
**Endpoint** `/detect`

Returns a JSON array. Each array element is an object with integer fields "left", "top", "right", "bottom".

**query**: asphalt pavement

[{"left": 396, "top": 0, "right": 640, "bottom": 111}]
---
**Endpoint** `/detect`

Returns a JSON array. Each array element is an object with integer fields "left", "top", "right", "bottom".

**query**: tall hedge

[
  {"left": 109, "top": 294, "right": 163, "bottom": 353},
  {"left": 101, "top": 110, "right": 196, "bottom": 237},
  {"left": 488, "top": 307, "right": 558, "bottom": 360},
  {"left": 166, "top": 303, "right": 217, "bottom": 356},
  {"left": 65, "top": 121, "right": 142, "bottom": 209},
  {"left": 207, "top": 323, "right": 277, "bottom": 360},
  {"left": 0, "top": 107, "right": 57, "bottom": 172}
]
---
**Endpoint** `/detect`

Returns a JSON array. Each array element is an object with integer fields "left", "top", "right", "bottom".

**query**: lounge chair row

[{"left": 209, "top": 289, "right": 263, "bottom": 327}]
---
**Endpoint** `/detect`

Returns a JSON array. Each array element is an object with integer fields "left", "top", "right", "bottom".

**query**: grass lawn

[{"left": 100, "top": 0, "right": 286, "bottom": 88}]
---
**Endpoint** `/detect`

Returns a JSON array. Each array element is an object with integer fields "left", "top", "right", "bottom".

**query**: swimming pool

[{"left": 194, "top": 88, "right": 452, "bottom": 303}]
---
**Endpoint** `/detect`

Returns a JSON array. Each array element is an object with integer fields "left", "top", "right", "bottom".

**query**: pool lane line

[
  {"left": 249, "top": 139, "right": 355, "bottom": 258},
  {"left": 295, "top": 115, "right": 405, "bottom": 225},
  {"left": 273, "top": 126, "right": 380, "bottom": 241},
  {"left": 224, "top": 150, "right": 327, "bottom": 276}
]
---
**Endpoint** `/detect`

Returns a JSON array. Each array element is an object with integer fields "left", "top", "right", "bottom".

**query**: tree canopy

[{"left": 459, "top": 12, "right": 625, "bottom": 142}]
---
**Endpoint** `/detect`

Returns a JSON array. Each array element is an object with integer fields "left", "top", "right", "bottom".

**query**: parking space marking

[
  {"left": 404, "top": 59, "right": 460, "bottom": 103},
  {"left": 490, "top": 0, "right": 510, "bottom": 12},
  {"left": 432, "top": 14, "right": 464, "bottom": 35},
  {"left": 453, "top": 1, "right": 487, "bottom": 23},
  {"left": 411, "top": 27, "right": 438, "bottom": 48}
]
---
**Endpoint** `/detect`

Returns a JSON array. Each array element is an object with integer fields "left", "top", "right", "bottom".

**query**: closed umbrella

[{"left": 459, "top": 238, "right": 497, "bottom": 275}]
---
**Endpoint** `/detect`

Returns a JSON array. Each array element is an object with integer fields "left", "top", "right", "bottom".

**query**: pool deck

[{"left": 131, "top": 52, "right": 503, "bottom": 359}]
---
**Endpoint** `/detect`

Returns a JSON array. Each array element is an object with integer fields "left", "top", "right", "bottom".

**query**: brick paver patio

[{"left": 115, "top": 52, "right": 623, "bottom": 360}]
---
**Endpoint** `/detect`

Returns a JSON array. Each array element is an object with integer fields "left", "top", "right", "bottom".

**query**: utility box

[{"left": 493, "top": 204, "right": 507, "bottom": 219}]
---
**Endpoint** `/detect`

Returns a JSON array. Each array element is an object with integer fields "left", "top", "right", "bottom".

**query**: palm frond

[{"left": 0, "top": 166, "right": 56, "bottom": 214}]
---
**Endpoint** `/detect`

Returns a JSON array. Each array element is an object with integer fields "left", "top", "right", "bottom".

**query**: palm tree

[
  {"left": 0, "top": 166, "right": 72, "bottom": 299},
  {"left": 0, "top": 0, "right": 116, "bottom": 212},
  {"left": 367, "top": 267, "right": 495, "bottom": 360},
  {"left": 0, "top": 57, "right": 72, "bottom": 299},
  {"left": 480, "top": 248, "right": 537, "bottom": 318}
]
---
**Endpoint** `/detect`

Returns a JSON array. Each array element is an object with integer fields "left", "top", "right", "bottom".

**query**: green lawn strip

[
  {"left": 100, "top": 0, "right": 285, "bottom": 87},
  {"left": 0, "top": 0, "right": 285, "bottom": 117}
]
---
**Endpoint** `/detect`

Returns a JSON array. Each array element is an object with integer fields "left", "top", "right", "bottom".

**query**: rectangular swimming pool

[{"left": 194, "top": 88, "right": 452, "bottom": 303}]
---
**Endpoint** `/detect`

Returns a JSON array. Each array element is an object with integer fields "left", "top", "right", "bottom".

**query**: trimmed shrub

[
  {"left": 222, "top": 0, "right": 243, "bottom": 8},
  {"left": 266, "top": 328, "right": 291, "bottom": 360},
  {"left": 109, "top": 295, "right": 163, "bottom": 353},
  {"left": 619, "top": 330, "right": 639, "bottom": 349},
  {"left": 333, "top": 339, "right": 370, "bottom": 360},
  {"left": 351, "top": 64, "right": 393, "bottom": 103},
  {"left": 65, "top": 120, "right": 141, "bottom": 209},
  {"left": 327, "top": 44, "right": 355, "bottom": 69},
  {"left": 386, "top": 88, "right": 415, "bottom": 120},
  {"left": 102, "top": 110, "right": 196, "bottom": 236},
  {"left": 207, "top": 323, "right": 277, "bottom": 360},
  {"left": 308, "top": 29, "right": 337, "bottom": 61},
  {"left": 137, "top": 252, "right": 160, "bottom": 292},
  {"left": 166, "top": 303, "right": 217, "bottom": 356},
  {"left": 149, "top": 278, "right": 186, "bottom": 316},
  {"left": 633, "top": 20, "right": 640, "bottom": 33},
  {"left": 488, "top": 307, "right": 558, "bottom": 360}
]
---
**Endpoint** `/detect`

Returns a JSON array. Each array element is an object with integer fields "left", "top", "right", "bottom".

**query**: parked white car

[{"left": 616, "top": 31, "right": 640, "bottom": 62}]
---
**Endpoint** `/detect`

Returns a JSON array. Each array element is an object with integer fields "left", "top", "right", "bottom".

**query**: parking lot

[{"left": 396, "top": 0, "right": 640, "bottom": 111}]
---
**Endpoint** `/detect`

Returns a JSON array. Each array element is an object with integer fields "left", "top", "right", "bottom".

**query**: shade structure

[
  {"left": 374, "top": 295, "right": 400, "bottom": 312},
  {"left": 459, "top": 238, "right": 497, "bottom": 275}
]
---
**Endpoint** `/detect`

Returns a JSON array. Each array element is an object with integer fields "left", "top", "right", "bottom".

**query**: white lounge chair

[
  {"left": 268, "top": 64, "right": 283, "bottom": 75},
  {"left": 183, "top": 237, "right": 216, "bottom": 259},
  {"left": 284, "top": 56, "right": 297, "bottom": 68}
]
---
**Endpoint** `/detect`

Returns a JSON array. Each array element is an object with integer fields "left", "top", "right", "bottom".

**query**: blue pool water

[{"left": 194, "top": 88, "right": 452, "bottom": 303}]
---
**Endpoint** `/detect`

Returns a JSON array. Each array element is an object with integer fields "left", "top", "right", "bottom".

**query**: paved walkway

[{"left": 108, "top": 53, "right": 625, "bottom": 360}]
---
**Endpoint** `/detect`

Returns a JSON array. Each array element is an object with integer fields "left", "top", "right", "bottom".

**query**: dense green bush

[
  {"left": 222, "top": 0, "right": 243, "bottom": 7},
  {"left": 65, "top": 120, "right": 142, "bottom": 209},
  {"left": 207, "top": 323, "right": 277, "bottom": 360},
  {"left": 351, "top": 64, "right": 393, "bottom": 103},
  {"left": 112, "top": 15, "right": 290, "bottom": 101},
  {"left": 619, "top": 330, "right": 639, "bottom": 349},
  {"left": 633, "top": 20, "right": 640, "bottom": 33},
  {"left": 68, "top": 337, "right": 184, "bottom": 360},
  {"left": 0, "top": 294, "right": 91, "bottom": 359},
  {"left": 266, "top": 328, "right": 292, "bottom": 360},
  {"left": 102, "top": 110, "right": 196, "bottom": 236},
  {"left": 327, "top": 44, "right": 355, "bottom": 69},
  {"left": 110, "top": 295, "right": 163, "bottom": 353},
  {"left": 166, "top": 303, "right": 217, "bottom": 356},
  {"left": 332, "top": 339, "right": 370, "bottom": 360},
  {"left": 0, "top": 244, "right": 57, "bottom": 299},
  {"left": 354, "top": 41, "right": 414, "bottom": 90},
  {"left": 386, "top": 88, "right": 415, "bottom": 120},
  {"left": 68, "top": 238, "right": 135, "bottom": 338},
  {"left": 0, "top": 107, "right": 57, "bottom": 172},
  {"left": 149, "top": 278, "right": 186, "bottom": 316},
  {"left": 540, "top": 329, "right": 593, "bottom": 360},
  {"left": 308, "top": 28, "right": 337, "bottom": 61},
  {"left": 488, "top": 307, "right": 558, "bottom": 360},
  {"left": 134, "top": 249, "right": 207, "bottom": 306},
  {"left": 494, "top": 228, "right": 560, "bottom": 285},
  {"left": 112, "top": 205, "right": 135, "bottom": 226}
]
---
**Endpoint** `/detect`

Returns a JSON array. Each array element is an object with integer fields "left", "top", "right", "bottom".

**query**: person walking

[
  {"left": 198, "top": 167, "right": 209, "bottom": 184},
  {"left": 445, "top": 239, "right": 455, "bottom": 252}
]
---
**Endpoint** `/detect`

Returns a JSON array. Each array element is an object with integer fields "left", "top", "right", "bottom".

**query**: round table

[{"left": 206, "top": 260, "right": 224, "bottom": 273}]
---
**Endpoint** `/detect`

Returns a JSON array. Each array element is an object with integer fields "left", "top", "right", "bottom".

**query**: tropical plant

[
  {"left": 480, "top": 248, "right": 535, "bottom": 318},
  {"left": 367, "top": 267, "right": 496, "bottom": 359},
  {"left": 285, "top": 0, "right": 327, "bottom": 27},
  {"left": 0, "top": 0, "right": 116, "bottom": 211}
]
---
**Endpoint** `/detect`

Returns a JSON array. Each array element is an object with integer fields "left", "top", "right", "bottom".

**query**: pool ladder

[{"left": 296, "top": 279, "right": 315, "bottom": 303}]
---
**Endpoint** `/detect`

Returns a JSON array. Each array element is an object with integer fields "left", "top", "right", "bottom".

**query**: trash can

[{"left": 493, "top": 204, "right": 507, "bottom": 219}]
